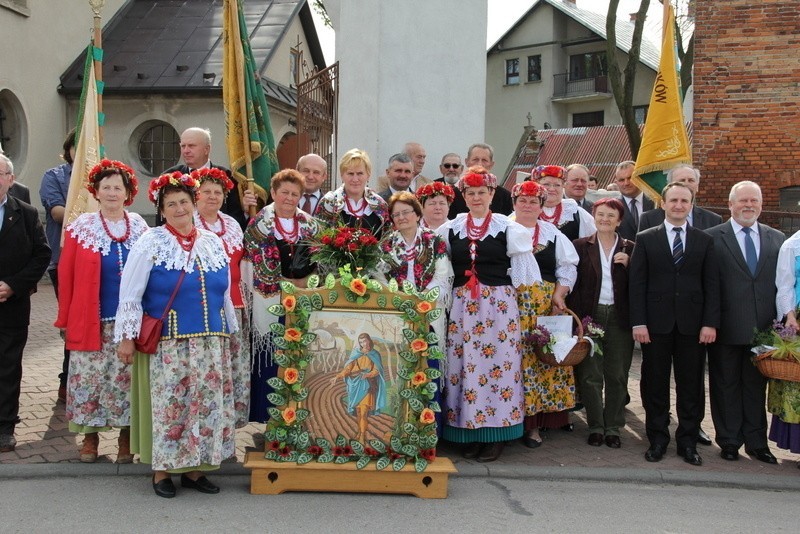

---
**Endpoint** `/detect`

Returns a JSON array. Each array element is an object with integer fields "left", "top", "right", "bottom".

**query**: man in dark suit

[
  {"left": 0, "top": 154, "right": 51, "bottom": 453},
  {"left": 457, "top": 143, "right": 513, "bottom": 216},
  {"left": 614, "top": 160, "right": 655, "bottom": 241},
  {"left": 707, "top": 181, "right": 783, "bottom": 464},
  {"left": 629, "top": 182, "right": 720, "bottom": 466},
  {"left": 9, "top": 182, "right": 30, "bottom": 204},
  {"left": 434, "top": 153, "right": 465, "bottom": 219},
  {"left": 296, "top": 153, "right": 327, "bottom": 215},
  {"left": 161, "top": 127, "right": 257, "bottom": 229},
  {"left": 638, "top": 164, "right": 723, "bottom": 232},
  {"left": 377, "top": 153, "right": 414, "bottom": 201},
  {"left": 565, "top": 164, "right": 593, "bottom": 212}
]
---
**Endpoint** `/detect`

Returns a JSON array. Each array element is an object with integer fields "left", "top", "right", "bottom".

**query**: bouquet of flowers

[
  {"left": 309, "top": 224, "right": 382, "bottom": 273},
  {"left": 752, "top": 320, "right": 800, "bottom": 363},
  {"left": 580, "top": 316, "right": 605, "bottom": 356}
]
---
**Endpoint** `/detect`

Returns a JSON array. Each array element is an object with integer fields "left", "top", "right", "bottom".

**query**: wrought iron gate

[{"left": 296, "top": 61, "right": 339, "bottom": 190}]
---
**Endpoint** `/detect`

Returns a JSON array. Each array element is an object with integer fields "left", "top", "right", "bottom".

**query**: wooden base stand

[{"left": 244, "top": 452, "right": 457, "bottom": 499}]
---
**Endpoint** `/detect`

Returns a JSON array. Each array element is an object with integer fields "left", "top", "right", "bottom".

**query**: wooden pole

[{"left": 90, "top": 0, "right": 104, "bottom": 149}]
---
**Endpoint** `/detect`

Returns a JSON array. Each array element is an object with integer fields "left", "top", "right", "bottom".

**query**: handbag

[{"left": 134, "top": 270, "right": 186, "bottom": 354}]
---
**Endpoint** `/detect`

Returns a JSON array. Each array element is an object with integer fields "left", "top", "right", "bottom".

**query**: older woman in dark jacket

[{"left": 566, "top": 198, "right": 634, "bottom": 449}]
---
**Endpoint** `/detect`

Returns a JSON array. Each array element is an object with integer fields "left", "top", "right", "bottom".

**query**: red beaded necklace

[
  {"left": 464, "top": 211, "right": 492, "bottom": 298},
  {"left": 99, "top": 210, "right": 130, "bottom": 243},
  {"left": 274, "top": 214, "right": 300, "bottom": 243},
  {"left": 538, "top": 202, "right": 563, "bottom": 224},
  {"left": 530, "top": 223, "right": 541, "bottom": 249},
  {"left": 466, "top": 212, "right": 492, "bottom": 240},
  {"left": 165, "top": 223, "right": 197, "bottom": 252},
  {"left": 344, "top": 195, "right": 368, "bottom": 219},
  {"left": 199, "top": 214, "right": 230, "bottom": 255}
]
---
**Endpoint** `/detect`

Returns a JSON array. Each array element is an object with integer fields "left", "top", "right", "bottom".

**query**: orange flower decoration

[
  {"left": 410, "top": 338, "right": 429, "bottom": 353},
  {"left": 282, "top": 295, "right": 296, "bottom": 312},
  {"left": 411, "top": 372, "right": 427, "bottom": 386},
  {"left": 282, "top": 407, "right": 297, "bottom": 424},
  {"left": 420, "top": 408, "right": 436, "bottom": 425},
  {"left": 284, "top": 328, "right": 302, "bottom": 342},
  {"left": 416, "top": 301, "right": 433, "bottom": 313},
  {"left": 349, "top": 278, "right": 367, "bottom": 296},
  {"left": 283, "top": 368, "right": 299, "bottom": 385}
]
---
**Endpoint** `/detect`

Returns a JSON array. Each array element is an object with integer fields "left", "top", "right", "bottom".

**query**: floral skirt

[
  {"left": 67, "top": 322, "right": 131, "bottom": 432},
  {"left": 443, "top": 284, "right": 525, "bottom": 441},
  {"left": 517, "top": 281, "right": 576, "bottom": 415},
  {"left": 131, "top": 336, "right": 236, "bottom": 472},
  {"left": 767, "top": 379, "right": 800, "bottom": 452},
  {"left": 230, "top": 308, "right": 252, "bottom": 428}
]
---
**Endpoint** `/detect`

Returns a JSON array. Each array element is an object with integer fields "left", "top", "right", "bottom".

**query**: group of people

[{"left": 1, "top": 129, "right": 799, "bottom": 499}]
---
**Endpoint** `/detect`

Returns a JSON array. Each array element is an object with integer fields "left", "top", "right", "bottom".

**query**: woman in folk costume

[
  {"left": 534, "top": 165, "right": 596, "bottom": 241},
  {"left": 510, "top": 180, "right": 579, "bottom": 449},
  {"left": 436, "top": 167, "right": 541, "bottom": 462},
  {"left": 116, "top": 171, "right": 238, "bottom": 498},
  {"left": 192, "top": 168, "right": 250, "bottom": 428},
  {"left": 55, "top": 159, "right": 148, "bottom": 463},
  {"left": 242, "top": 169, "right": 320, "bottom": 423}
]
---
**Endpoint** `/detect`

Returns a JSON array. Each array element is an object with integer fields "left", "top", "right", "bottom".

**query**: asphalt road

[{"left": 1, "top": 475, "right": 795, "bottom": 533}]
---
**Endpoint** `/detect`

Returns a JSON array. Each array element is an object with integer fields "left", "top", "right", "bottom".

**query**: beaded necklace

[
  {"left": 344, "top": 195, "right": 368, "bottom": 219},
  {"left": 99, "top": 211, "right": 130, "bottom": 276},
  {"left": 539, "top": 202, "right": 563, "bottom": 224},
  {"left": 274, "top": 214, "right": 300, "bottom": 259},
  {"left": 165, "top": 224, "right": 197, "bottom": 252},
  {"left": 464, "top": 212, "right": 492, "bottom": 298},
  {"left": 199, "top": 213, "right": 229, "bottom": 254}
]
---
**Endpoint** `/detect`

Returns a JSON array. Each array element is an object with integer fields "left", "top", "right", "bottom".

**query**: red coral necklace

[
  {"left": 538, "top": 202, "right": 562, "bottom": 224},
  {"left": 274, "top": 214, "right": 300, "bottom": 259},
  {"left": 464, "top": 212, "right": 492, "bottom": 298},
  {"left": 530, "top": 223, "right": 541, "bottom": 249},
  {"left": 165, "top": 224, "right": 197, "bottom": 252},
  {"left": 344, "top": 195, "right": 368, "bottom": 219},
  {"left": 99, "top": 210, "right": 130, "bottom": 243},
  {"left": 199, "top": 214, "right": 229, "bottom": 255}
]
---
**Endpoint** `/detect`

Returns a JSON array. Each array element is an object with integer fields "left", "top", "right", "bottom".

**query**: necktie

[
  {"left": 301, "top": 194, "right": 313, "bottom": 214},
  {"left": 743, "top": 226, "right": 758, "bottom": 275},
  {"left": 629, "top": 198, "right": 639, "bottom": 228},
  {"left": 672, "top": 227, "right": 684, "bottom": 265}
]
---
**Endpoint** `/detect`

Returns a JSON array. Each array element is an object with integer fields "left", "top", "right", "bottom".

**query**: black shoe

[
  {"left": 521, "top": 436, "right": 542, "bottom": 449},
  {"left": 720, "top": 446, "right": 739, "bottom": 461},
  {"left": 605, "top": 435, "right": 621, "bottom": 449},
  {"left": 152, "top": 476, "right": 176, "bottom": 498},
  {"left": 560, "top": 423, "right": 574, "bottom": 432},
  {"left": 462, "top": 442, "right": 482, "bottom": 459},
  {"left": 644, "top": 444, "right": 667, "bottom": 462},
  {"left": 677, "top": 447, "right": 703, "bottom": 466},
  {"left": 587, "top": 433, "right": 604, "bottom": 446},
  {"left": 180, "top": 474, "right": 220, "bottom": 494},
  {"left": 476, "top": 442, "right": 505, "bottom": 463},
  {"left": 697, "top": 429, "right": 712, "bottom": 446},
  {"left": 745, "top": 447, "right": 778, "bottom": 465}
]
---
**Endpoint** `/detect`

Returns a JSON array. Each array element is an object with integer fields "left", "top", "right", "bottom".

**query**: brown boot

[
  {"left": 117, "top": 428, "right": 134, "bottom": 464},
  {"left": 79, "top": 433, "right": 99, "bottom": 463}
]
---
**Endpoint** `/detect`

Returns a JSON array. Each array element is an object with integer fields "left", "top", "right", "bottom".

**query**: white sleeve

[
  {"left": 554, "top": 233, "right": 579, "bottom": 290},
  {"left": 578, "top": 208, "right": 597, "bottom": 238},
  {"left": 775, "top": 239, "right": 799, "bottom": 319},
  {"left": 506, "top": 221, "right": 542, "bottom": 287},
  {"left": 114, "top": 240, "right": 155, "bottom": 342},
  {"left": 425, "top": 255, "right": 454, "bottom": 311}
]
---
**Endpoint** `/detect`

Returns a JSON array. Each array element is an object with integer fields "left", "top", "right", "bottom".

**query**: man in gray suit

[
  {"left": 638, "top": 165, "right": 723, "bottom": 232},
  {"left": 378, "top": 153, "right": 414, "bottom": 201},
  {"left": 707, "top": 181, "right": 784, "bottom": 464}
]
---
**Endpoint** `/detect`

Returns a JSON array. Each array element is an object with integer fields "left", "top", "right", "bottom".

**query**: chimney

[{"left": 629, "top": 12, "right": 638, "bottom": 23}]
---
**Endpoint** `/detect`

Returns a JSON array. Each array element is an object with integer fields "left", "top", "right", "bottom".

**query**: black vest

[
  {"left": 558, "top": 211, "right": 580, "bottom": 241},
  {"left": 450, "top": 230, "right": 512, "bottom": 287},
  {"left": 341, "top": 211, "right": 385, "bottom": 239},
  {"left": 534, "top": 239, "right": 557, "bottom": 284}
]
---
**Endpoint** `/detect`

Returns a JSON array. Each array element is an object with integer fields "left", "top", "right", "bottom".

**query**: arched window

[{"left": 136, "top": 121, "right": 180, "bottom": 176}]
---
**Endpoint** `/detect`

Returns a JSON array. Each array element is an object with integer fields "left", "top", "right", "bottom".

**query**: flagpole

[{"left": 90, "top": 0, "right": 104, "bottom": 149}]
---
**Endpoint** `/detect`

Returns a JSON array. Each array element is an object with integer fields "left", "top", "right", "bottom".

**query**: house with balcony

[{"left": 485, "top": 0, "right": 659, "bottom": 173}]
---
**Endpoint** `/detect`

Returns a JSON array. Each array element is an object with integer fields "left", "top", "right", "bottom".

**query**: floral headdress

[
  {"left": 532, "top": 165, "right": 565, "bottom": 181},
  {"left": 512, "top": 180, "right": 548, "bottom": 203},
  {"left": 190, "top": 167, "right": 235, "bottom": 195},
  {"left": 147, "top": 171, "right": 199, "bottom": 205},
  {"left": 415, "top": 181, "right": 455, "bottom": 205},
  {"left": 456, "top": 169, "right": 497, "bottom": 192},
  {"left": 86, "top": 159, "right": 138, "bottom": 206}
]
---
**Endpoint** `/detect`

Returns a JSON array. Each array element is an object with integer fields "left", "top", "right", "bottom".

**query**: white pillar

[{"left": 328, "top": 0, "right": 487, "bottom": 185}]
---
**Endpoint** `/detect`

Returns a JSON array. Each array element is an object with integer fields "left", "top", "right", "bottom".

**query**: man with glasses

[{"left": 434, "top": 153, "right": 465, "bottom": 219}]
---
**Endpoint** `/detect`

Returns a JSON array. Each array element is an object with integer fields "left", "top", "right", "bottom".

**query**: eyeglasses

[
  {"left": 0, "top": 171, "right": 12, "bottom": 176},
  {"left": 442, "top": 163, "right": 461, "bottom": 169},
  {"left": 391, "top": 209, "right": 416, "bottom": 220}
]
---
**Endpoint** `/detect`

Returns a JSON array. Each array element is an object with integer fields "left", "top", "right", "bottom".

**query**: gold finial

[{"left": 89, "top": 0, "right": 105, "bottom": 16}]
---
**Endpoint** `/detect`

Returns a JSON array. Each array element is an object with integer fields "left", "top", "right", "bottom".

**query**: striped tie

[{"left": 672, "top": 227, "right": 684, "bottom": 265}]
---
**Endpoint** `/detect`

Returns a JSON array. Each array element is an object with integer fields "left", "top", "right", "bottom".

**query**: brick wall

[{"left": 693, "top": 0, "right": 800, "bottom": 210}]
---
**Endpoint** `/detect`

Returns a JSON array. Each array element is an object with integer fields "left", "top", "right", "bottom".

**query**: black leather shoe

[
  {"left": 644, "top": 444, "right": 667, "bottom": 462},
  {"left": 605, "top": 435, "right": 621, "bottom": 449},
  {"left": 462, "top": 442, "right": 482, "bottom": 459},
  {"left": 697, "top": 429, "right": 712, "bottom": 446},
  {"left": 180, "top": 474, "right": 220, "bottom": 494},
  {"left": 587, "top": 433, "right": 604, "bottom": 446},
  {"left": 152, "top": 476, "right": 176, "bottom": 498},
  {"left": 476, "top": 442, "right": 505, "bottom": 463},
  {"left": 677, "top": 447, "right": 703, "bottom": 466},
  {"left": 521, "top": 436, "right": 542, "bottom": 449},
  {"left": 720, "top": 446, "right": 739, "bottom": 461},
  {"left": 745, "top": 447, "right": 778, "bottom": 465}
]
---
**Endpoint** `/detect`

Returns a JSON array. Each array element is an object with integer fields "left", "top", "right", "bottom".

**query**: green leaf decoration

[
  {"left": 366, "top": 279, "right": 382, "bottom": 291},
  {"left": 317, "top": 452, "right": 334, "bottom": 463},
  {"left": 297, "top": 452, "right": 314, "bottom": 465},
  {"left": 300, "top": 332, "right": 317, "bottom": 346},
  {"left": 273, "top": 337, "right": 288, "bottom": 350},
  {"left": 334, "top": 456, "right": 350, "bottom": 464},
  {"left": 328, "top": 291, "right": 339, "bottom": 305},
  {"left": 298, "top": 295, "right": 313, "bottom": 312},
  {"left": 280, "top": 281, "right": 296, "bottom": 294},
  {"left": 396, "top": 367, "right": 412, "bottom": 380},
  {"left": 424, "top": 368, "right": 442, "bottom": 380},
  {"left": 266, "top": 377, "right": 286, "bottom": 391},
  {"left": 392, "top": 457, "right": 407, "bottom": 471},
  {"left": 267, "top": 393, "right": 286, "bottom": 406},
  {"left": 402, "top": 444, "right": 418, "bottom": 457},
  {"left": 345, "top": 291, "right": 357, "bottom": 303},
  {"left": 316, "top": 437, "right": 331, "bottom": 449},
  {"left": 402, "top": 328, "right": 417, "bottom": 343},
  {"left": 369, "top": 439, "right": 386, "bottom": 453},
  {"left": 426, "top": 308, "right": 442, "bottom": 322},
  {"left": 373, "top": 294, "right": 386, "bottom": 309},
  {"left": 423, "top": 382, "right": 438, "bottom": 395},
  {"left": 392, "top": 295, "right": 403, "bottom": 308},
  {"left": 293, "top": 388, "right": 309, "bottom": 402},
  {"left": 426, "top": 332, "right": 440, "bottom": 345},
  {"left": 297, "top": 359, "right": 309, "bottom": 369},
  {"left": 267, "top": 407, "right": 281, "bottom": 420},
  {"left": 409, "top": 433, "right": 420, "bottom": 445},
  {"left": 295, "top": 408, "right": 310, "bottom": 422},
  {"left": 265, "top": 450, "right": 278, "bottom": 460},
  {"left": 388, "top": 278, "right": 399, "bottom": 293},
  {"left": 401, "top": 279, "right": 415, "bottom": 294},
  {"left": 390, "top": 436, "right": 403, "bottom": 453},
  {"left": 307, "top": 274, "right": 320, "bottom": 289},
  {"left": 275, "top": 427, "right": 287, "bottom": 441},
  {"left": 399, "top": 389, "right": 416, "bottom": 401},
  {"left": 269, "top": 322, "right": 286, "bottom": 336},
  {"left": 400, "top": 299, "right": 414, "bottom": 311},
  {"left": 414, "top": 457, "right": 428, "bottom": 473},
  {"left": 356, "top": 456, "right": 371, "bottom": 470},
  {"left": 428, "top": 401, "right": 441, "bottom": 412},
  {"left": 356, "top": 296, "right": 367, "bottom": 305},
  {"left": 376, "top": 456, "right": 390, "bottom": 471},
  {"left": 335, "top": 434, "right": 347, "bottom": 447},
  {"left": 424, "top": 286, "right": 440, "bottom": 302},
  {"left": 325, "top": 273, "right": 336, "bottom": 289},
  {"left": 428, "top": 436, "right": 439, "bottom": 449},
  {"left": 267, "top": 304, "right": 286, "bottom": 317},
  {"left": 402, "top": 422, "right": 416, "bottom": 434},
  {"left": 405, "top": 308, "right": 419, "bottom": 321},
  {"left": 418, "top": 435, "right": 434, "bottom": 449},
  {"left": 350, "top": 440, "right": 365, "bottom": 455},
  {"left": 296, "top": 432, "right": 310, "bottom": 450},
  {"left": 310, "top": 292, "right": 324, "bottom": 310},
  {"left": 273, "top": 352, "right": 290, "bottom": 368},
  {"left": 285, "top": 451, "right": 298, "bottom": 462},
  {"left": 408, "top": 398, "right": 425, "bottom": 412},
  {"left": 400, "top": 351, "right": 418, "bottom": 364}
]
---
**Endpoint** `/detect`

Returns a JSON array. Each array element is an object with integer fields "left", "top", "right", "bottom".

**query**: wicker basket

[
  {"left": 753, "top": 350, "right": 800, "bottom": 382},
  {"left": 533, "top": 309, "right": 591, "bottom": 367}
]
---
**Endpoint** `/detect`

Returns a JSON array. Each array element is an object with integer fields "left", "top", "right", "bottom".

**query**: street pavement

[{"left": 3, "top": 282, "right": 799, "bottom": 492}]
